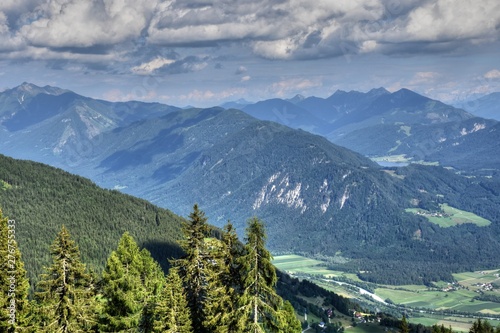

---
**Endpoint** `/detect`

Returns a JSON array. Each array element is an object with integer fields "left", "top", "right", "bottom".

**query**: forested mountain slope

[{"left": 0, "top": 153, "right": 184, "bottom": 283}]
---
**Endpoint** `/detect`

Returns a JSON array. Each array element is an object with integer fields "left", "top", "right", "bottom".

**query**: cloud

[
  {"left": 156, "top": 55, "right": 209, "bottom": 75},
  {"left": 235, "top": 66, "right": 247, "bottom": 75},
  {"left": 484, "top": 69, "right": 500, "bottom": 80},
  {"left": 409, "top": 71, "right": 441, "bottom": 84},
  {"left": 270, "top": 78, "right": 323, "bottom": 97},
  {"left": 159, "top": 87, "right": 247, "bottom": 105},
  {"left": 102, "top": 87, "right": 157, "bottom": 102},
  {"left": 0, "top": 0, "right": 498, "bottom": 65},
  {"left": 19, "top": 0, "right": 157, "bottom": 48},
  {"left": 132, "top": 57, "right": 176, "bottom": 75},
  {"left": 145, "top": 0, "right": 500, "bottom": 60},
  {"left": 241, "top": 75, "right": 251, "bottom": 82}
]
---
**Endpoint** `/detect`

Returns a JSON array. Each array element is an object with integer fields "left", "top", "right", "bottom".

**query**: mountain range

[
  {"left": 241, "top": 88, "right": 500, "bottom": 172},
  {"left": 453, "top": 92, "right": 500, "bottom": 121},
  {"left": 1, "top": 83, "right": 499, "bottom": 283}
]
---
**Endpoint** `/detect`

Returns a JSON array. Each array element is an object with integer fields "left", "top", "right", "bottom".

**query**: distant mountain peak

[
  {"left": 14, "top": 82, "right": 68, "bottom": 97},
  {"left": 367, "top": 87, "right": 389, "bottom": 96},
  {"left": 393, "top": 87, "right": 420, "bottom": 96},
  {"left": 287, "top": 94, "right": 305, "bottom": 104},
  {"left": 330, "top": 89, "right": 348, "bottom": 97}
]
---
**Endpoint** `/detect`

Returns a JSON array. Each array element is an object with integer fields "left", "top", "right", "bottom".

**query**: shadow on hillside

[{"left": 142, "top": 240, "right": 184, "bottom": 273}]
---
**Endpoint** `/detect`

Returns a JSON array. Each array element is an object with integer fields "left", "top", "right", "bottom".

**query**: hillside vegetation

[{"left": 0, "top": 153, "right": 184, "bottom": 283}]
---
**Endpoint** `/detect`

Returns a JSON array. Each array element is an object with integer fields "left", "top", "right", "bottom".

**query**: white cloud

[
  {"left": 409, "top": 71, "right": 441, "bottom": 84},
  {"left": 484, "top": 69, "right": 500, "bottom": 80},
  {"left": 270, "top": 78, "right": 323, "bottom": 97},
  {"left": 159, "top": 87, "right": 247, "bottom": 105},
  {"left": 102, "top": 87, "right": 157, "bottom": 102},
  {"left": 19, "top": 0, "right": 157, "bottom": 48},
  {"left": 0, "top": 0, "right": 498, "bottom": 66},
  {"left": 241, "top": 75, "right": 251, "bottom": 82},
  {"left": 132, "top": 57, "right": 176, "bottom": 75},
  {"left": 235, "top": 66, "right": 247, "bottom": 75}
]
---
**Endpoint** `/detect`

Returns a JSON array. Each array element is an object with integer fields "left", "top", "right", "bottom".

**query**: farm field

[
  {"left": 409, "top": 316, "right": 483, "bottom": 333},
  {"left": 405, "top": 203, "right": 491, "bottom": 227},
  {"left": 272, "top": 254, "right": 362, "bottom": 281},
  {"left": 272, "top": 254, "right": 500, "bottom": 332}
]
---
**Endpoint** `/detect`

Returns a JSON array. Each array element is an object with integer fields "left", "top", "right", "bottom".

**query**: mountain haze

[{"left": 455, "top": 92, "right": 500, "bottom": 121}]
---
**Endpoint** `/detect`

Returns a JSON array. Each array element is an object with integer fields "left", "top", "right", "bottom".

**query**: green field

[
  {"left": 406, "top": 203, "right": 491, "bottom": 227},
  {"left": 409, "top": 316, "right": 482, "bottom": 333},
  {"left": 272, "top": 254, "right": 500, "bottom": 332},
  {"left": 371, "top": 154, "right": 409, "bottom": 163},
  {"left": 272, "top": 254, "right": 361, "bottom": 281}
]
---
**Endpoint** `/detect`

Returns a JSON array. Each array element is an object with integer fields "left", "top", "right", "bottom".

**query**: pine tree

[
  {"left": 34, "top": 225, "right": 97, "bottom": 332},
  {"left": 100, "top": 232, "right": 164, "bottom": 332},
  {"left": 469, "top": 319, "right": 495, "bottom": 333},
  {"left": 221, "top": 221, "right": 244, "bottom": 290},
  {"left": 278, "top": 301, "right": 302, "bottom": 333},
  {"left": 400, "top": 314, "right": 409, "bottom": 333},
  {"left": 211, "top": 221, "right": 245, "bottom": 333},
  {"left": 152, "top": 267, "right": 192, "bottom": 333},
  {"left": 202, "top": 237, "right": 233, "bottom": 333},
  {"left": 237, "top": 217, "right": 283, "bottom": 333},
  {"left": 174, "top": 204, "right": 211, "bottom": 333},
  {"left": 138, "top": 248, "right": 166, "bottom": 333},
  {"left": 0, "top": 209, "right": 30, "bottom": 332}
]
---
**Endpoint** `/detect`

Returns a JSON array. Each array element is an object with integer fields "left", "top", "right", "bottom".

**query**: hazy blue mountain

[
  {"left": 455, "top": 92, "right": 500, "bottom": 120},
  {"left": 242, "top": 98, "right": 325, "bottom": 133},
  {"left": 219, "top": 98, "right": 252, "bottom": 109},
  {"left": 0, "top": 83, "right": 179, "bottom": 166},
  {"left": 238, "top": 87, "right": 499, "bottom": 172},
  {"left": 295, "top": 88, "right": 390, "bottom": 123}
]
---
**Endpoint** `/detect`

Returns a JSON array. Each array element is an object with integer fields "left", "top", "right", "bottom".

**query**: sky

[{"left": 0, "top": 0, "right": 499, "bottom": 107}]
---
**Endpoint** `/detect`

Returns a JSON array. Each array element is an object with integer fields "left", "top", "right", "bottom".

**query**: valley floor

[{"left": 273, "top": 254, "right": 500, "bottom": 332}]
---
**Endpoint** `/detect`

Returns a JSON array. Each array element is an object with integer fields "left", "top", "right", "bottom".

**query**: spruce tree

[
  {"left": 202, "top": 237, "right": 233, "bottom": 333},
  {"left": 152, "top": 267, "right": 192, "bottom": 333},
  {"left": 34, "top": 225, "right": 97, "bottom": 332},
  {"left": 207, "top": 221, "right": 245, "bottom": 333},
  {"left": 469, "top": 319, "right": 495, "bottom": 333},
  {"left": 400, "top": 314, "right": 409, "bottom": 333},
  {"left": 278, "top": 301, "right": 302, "bottom": 333},
  {"left": 237, "top": 217, "right": 283, "bottom": 333},
  {"left": 174, "top": 204, "right": 211, "bottom": 333},
  {"left": 100, "top": 232, "right": 164, "bottom": 332},
  {"left": 0, "top": 209, "right": 30, "bottom": 332}
]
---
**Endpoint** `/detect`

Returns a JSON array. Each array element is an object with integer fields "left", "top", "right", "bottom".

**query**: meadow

[{"left": 405, "top": 203, "right": 491, "bottom": 227}]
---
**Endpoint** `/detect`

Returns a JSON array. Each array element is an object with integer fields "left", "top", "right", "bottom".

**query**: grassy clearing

[
  {"left": 409, "top": 317, "right": 481, "bottom": 333},
  {"left": 405, "top": 203, "right": 491, "bottom": 227},
  {"left": 272, "top": 254, "right": 363, "bottom": 280},
  {"left": 371, "top": 154, "right": 409, "bottom": 163}
]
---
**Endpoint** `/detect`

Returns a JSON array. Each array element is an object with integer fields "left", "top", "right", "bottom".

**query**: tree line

[{"left": 1, "top": 205, "right": 301, "bottom": 332}]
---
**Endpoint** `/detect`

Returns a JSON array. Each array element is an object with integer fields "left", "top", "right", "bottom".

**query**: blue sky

[{"left": 1, "top": 0, "right": 499, "bottom": 107}]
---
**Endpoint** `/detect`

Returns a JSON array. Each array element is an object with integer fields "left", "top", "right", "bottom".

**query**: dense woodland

[
  {"left": 2, "top": 207, "right": 499, "bottom": 333},
  {"left": 1, "top": 205, "right": 303, "bottom": 332},
  {"left": 0, "top": 154, "right": 185, "bottom": 285}
]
